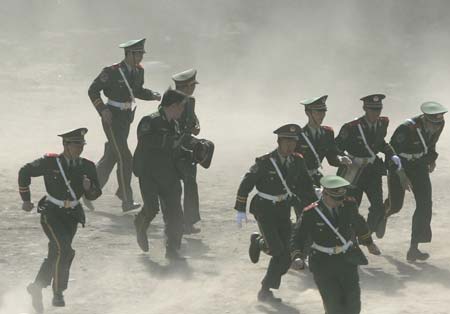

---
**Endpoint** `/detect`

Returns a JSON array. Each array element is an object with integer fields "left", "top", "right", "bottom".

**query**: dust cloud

[{"left": 1, "top": 1, "right": 450, "bottom": 313}]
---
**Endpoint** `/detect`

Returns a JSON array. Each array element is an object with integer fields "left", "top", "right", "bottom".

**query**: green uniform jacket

[
  {"left": 291, "top": 198, "right": 372, "bottom": 260},
  {"left": 18, "top": 153, "right": 102, "bottom": 202},
  {"left": 88, "top": 61, "right": 159, "bottom": 114},
  {"left": 390, "top": 115, "right": 444, "bottom": 165},
  {"left": 234, "top": 150, "right": 317, "bottom": 215},
  {"left": 296, "top": 125, "right": 341, "bottom": 171}
]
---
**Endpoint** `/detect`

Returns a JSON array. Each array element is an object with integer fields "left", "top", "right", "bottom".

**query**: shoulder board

[
  {"left": 44, "top": 153, "right": 59, "bottom": 158},
  {"left": 81, "top": 157, "right": 94, "bottom": 163},
  {"left": 322, "top": 125, "right": 334, "bottom": 132},
  {"left": 379, "top": 116, "right": 389, "bottom": 124},
  {"left": 256, "top": 152, "right": 271, "bottom": 161},
  {"left": 303, "top": 202, "right": 319, "bottom": 212},
  {"left": 111, "top": 63, "right": 120, "bottom": 69},
  {"left": 348, "top": 118, "right": 361, "bottom": 126},
  {"left": 292, "top": 152, "right": 304, "bottom": 159},
  {"left": 404, "top": 118, "right": 418, "bottom": 129},
  {"left": 136, "top": 63, "right": 144, "bottom": 69}
]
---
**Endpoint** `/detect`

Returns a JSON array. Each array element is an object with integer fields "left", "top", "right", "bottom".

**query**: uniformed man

[
  {"left": 234, "top": 124, "right": 317, "bottom": 302},
  {"left": 87, "top": 38, "right": 161, "bottom": 212},
  {"left": 383, "top": 101, "right": 447, "bottom": 261},
  {"left": 291, "top": 176, "right": 371, "bottom": 314},
  {"left": 19, "top": 128, "right": 102, "bottom": 313},
  {"left": 296, "top": 95, "right": 352, "bottom": 187},
  {"left": 132, "top": 88, "right": 187, "bottom": 259},
  {"left": 295, "top": 96, "right": 381, "bottom": 257},
  {"left": 172, "top": 69, "right": 202, "bottom": 234},
  {"left": 335, "top": 94, "right": 400, "bottom": 236}
]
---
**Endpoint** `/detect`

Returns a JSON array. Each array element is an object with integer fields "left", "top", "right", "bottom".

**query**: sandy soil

[{"left": 1, "top": 1, "right": 450, "bottom": 313}]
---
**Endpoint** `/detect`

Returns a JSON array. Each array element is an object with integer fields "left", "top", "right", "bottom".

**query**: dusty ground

[{"left": 1, "top": 1, "right": 450, "bottom": 313}]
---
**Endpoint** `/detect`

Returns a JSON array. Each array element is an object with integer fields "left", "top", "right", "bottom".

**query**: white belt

[
  {"left": 347, "top": 154, "right": 376, "bottom": 165},
  {"left": 399, "top": 152, "right": 424, "bottom": 161},
  {"left": 311, "top": 241, "right": 353, "bottom": 255},
  {"left": 257, "top": 191, "right": 289, "bottom": 202},
  {"left": 107, "top": 99, "right": 132, "bottom": 110},
  {"left": 46, "top": 195, "right": 79, "bottom": 208}
]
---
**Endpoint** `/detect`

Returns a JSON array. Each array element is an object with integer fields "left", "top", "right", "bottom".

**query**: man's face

[
  {"left": 323, "top": 188, "right": 347, "bottom": 207},
  {"left": 179, "top": 82, "right": 196, "bottom": 96},
  {"left": 307, "top": 110, "right": 326, "bottom": 125},
  {"left": 364, "top": 107, "right": 382, "bottom": 123},
  {"left": 424, "top": 113, "right": 445, "bottom": 132},
  {"left": 278, "top": 137, "right": 297, "bottom": 156},
  {"left": 127, "top": 51, "right": 144, "bottom": 66},
  {"left": 66, "top": 142, "right": 84, "bottom": 158}
]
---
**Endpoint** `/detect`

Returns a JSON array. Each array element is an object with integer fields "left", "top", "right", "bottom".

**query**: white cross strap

[
  {"left": 56, "top": 157, "right": 78, "bottom": 201},
  {"left": 357, "top": 123, "right": 376, "bottom": 159},
  {"left": 118, "top": 67, "right": 135, "bottom": 103},
  {"left": 269, "top": 157, "right": 293, "bottom": 197},
  {"left": 301, "top": 132, "right": 323, "bottom": 169}
]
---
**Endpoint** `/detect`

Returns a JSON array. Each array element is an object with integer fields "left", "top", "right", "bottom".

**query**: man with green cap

[
  {"left": 296, "top": 95, "right": 381, "bottom": 255},
  {"left": 87, "top": 38, "right": 161, "bottom": 212},
  {"left": 291, "top": 175, "right": 371, "bottom": 314},
  {"left": 234, "top": 124, "right": 317, "bottom": 303},
  {"left": 132, "top": 88, "right": 188, "bottom": 259},
  {"left": 383, "top": 101, "right": 447, "bottom": 261},
  {"left": 335, "top": 94, "right": 400, "bottom": 236},
  {"left": 18, "top": 128, "right": 102, "bottom": 312}
]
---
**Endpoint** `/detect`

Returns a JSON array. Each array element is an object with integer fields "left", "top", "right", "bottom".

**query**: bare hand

[
  {"left": 82, "top": 175, "right": 92, "bottom": 191},
  {"left": 101, "top": 108, "right": 113, "bottom": 125},
  {"left": 291, "top": 258, "right": 305, "bottom": 270},
  {"left": 22, "top": 201, "right": 34, "bottom": 212},
  {"left": 429, "top": 161, "right": 436, "bottom": 173},
  {"left": 367, "top": 242, "right": 381, "bottom": 255}
]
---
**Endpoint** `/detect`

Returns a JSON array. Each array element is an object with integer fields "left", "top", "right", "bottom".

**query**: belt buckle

[
  {"left": 123, "top": 102, "right": 132, "bottom": 110},
  {"left": 276, "top": 195, "right": 283, "bottom": 202},
  {"left": 333, "top": 246, "right": 343, "bottom": 254},
  {"left": 64, "top": 200, "right": 71, "bottom": 208}
]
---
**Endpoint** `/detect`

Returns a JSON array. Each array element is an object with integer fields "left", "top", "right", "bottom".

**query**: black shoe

[
  {"left": 165, "top": 248, "right": 185, "bottom": 260},
  {"left": 375, "top": 218, "right": 387, "bottom": 239},
  {"left": 183, "top": 224, "right": 201, "bottom": 235},
  {"left": 249, "top": 233, "right": 261, "bottom": 264},
  {"left": 52, "top": 292, "right": 65, "bottom": 307},
  {"left": 122, "top": 201, "right": 141, "bottom": 212},
  {"left": 83, "top": 197, "right": 95, "bottom": 211},
  {"left": 27, "top": 283, "right": 43, "bottom": 314},
  {"left": 407, "top": 248, "right": 430, "bottom": 262},
  {"left": 257, "top": 288, "right": 282, "bottom": 303},
  {"left": 134, "top": 215, "right": 149, "bottom": 252}
]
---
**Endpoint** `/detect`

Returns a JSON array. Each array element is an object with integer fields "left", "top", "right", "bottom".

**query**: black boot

[
  {"left": 27, "top": 283, "right": 43, "bottom": 314},
  {"left": 375, "top": 217, "right": 387, "bottom": 239},
  {"left": 122, "top": 201, "right": 141, "bottom": 212},
  {"left": 249, "top": 233, "right": 261, "bottom": 264},
  {"left": 52, "top": 292, "right": 65, "bottom": 307},
  {"left": 183, "top": 224, "right": 201, "bottom": 235},
  {"left": 257, "top": 287, "right": 282, "bottom": 303},
  {"left": 165, "top": 247, "right": 185, "bottom": 260},
  {"left": 407, "top": 247, "right": 430, "bottom": 262},
  {"left": 134, "top": 215, "right": 149, "bottom": 252}
]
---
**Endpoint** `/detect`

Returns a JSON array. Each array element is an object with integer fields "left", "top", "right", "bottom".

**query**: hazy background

[{"left": 1, "top": 1, "right": 450, "bottom": 313}]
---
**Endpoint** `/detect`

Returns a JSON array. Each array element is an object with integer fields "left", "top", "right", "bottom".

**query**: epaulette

[
  {"left": 256, "top": 152, "right": 271, "bottom": 161},
  {"left": 303, "top": 202, "right": 319, "bottom": 212},
  {"left": 111, "top": 63, "right": 120, "bottom": 69},
  {"left": 136, "top": 63, "right": 144, "bottom": 69},
  {"left": 292, "top": 152, "right": 304, "bottom": 159},
  {"left": 44, "top": 153, "right": 59, "bottom": 158},
  {"left": 322, "top": 125, "right": 334, "bottom": 132},
  {"left": 81, "top": 157, "right": 93, "bottom": 163},
  {"left": 348, "top": 117, "right": 361, "bottom": 126},
  {"left": 404, "top": 118, "right": 418, "bottom": 129},
  {"left": 379, "top": 116, "right": 389, "bottom": 124}
]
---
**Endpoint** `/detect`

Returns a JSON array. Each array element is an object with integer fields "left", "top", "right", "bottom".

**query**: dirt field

[{"left": 1, "top": 1, "right": 450, "bottom": 313}]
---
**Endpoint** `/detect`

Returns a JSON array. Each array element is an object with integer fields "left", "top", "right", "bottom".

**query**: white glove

[
  {"left": 391, "top": 155, "right": 402, "bottom": 170},
  {"left": 338, "top": 155, "right": 352, "bottom": 166},
  {"left": 236, "top": 212, "right": 248, "bottom": 228}
]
